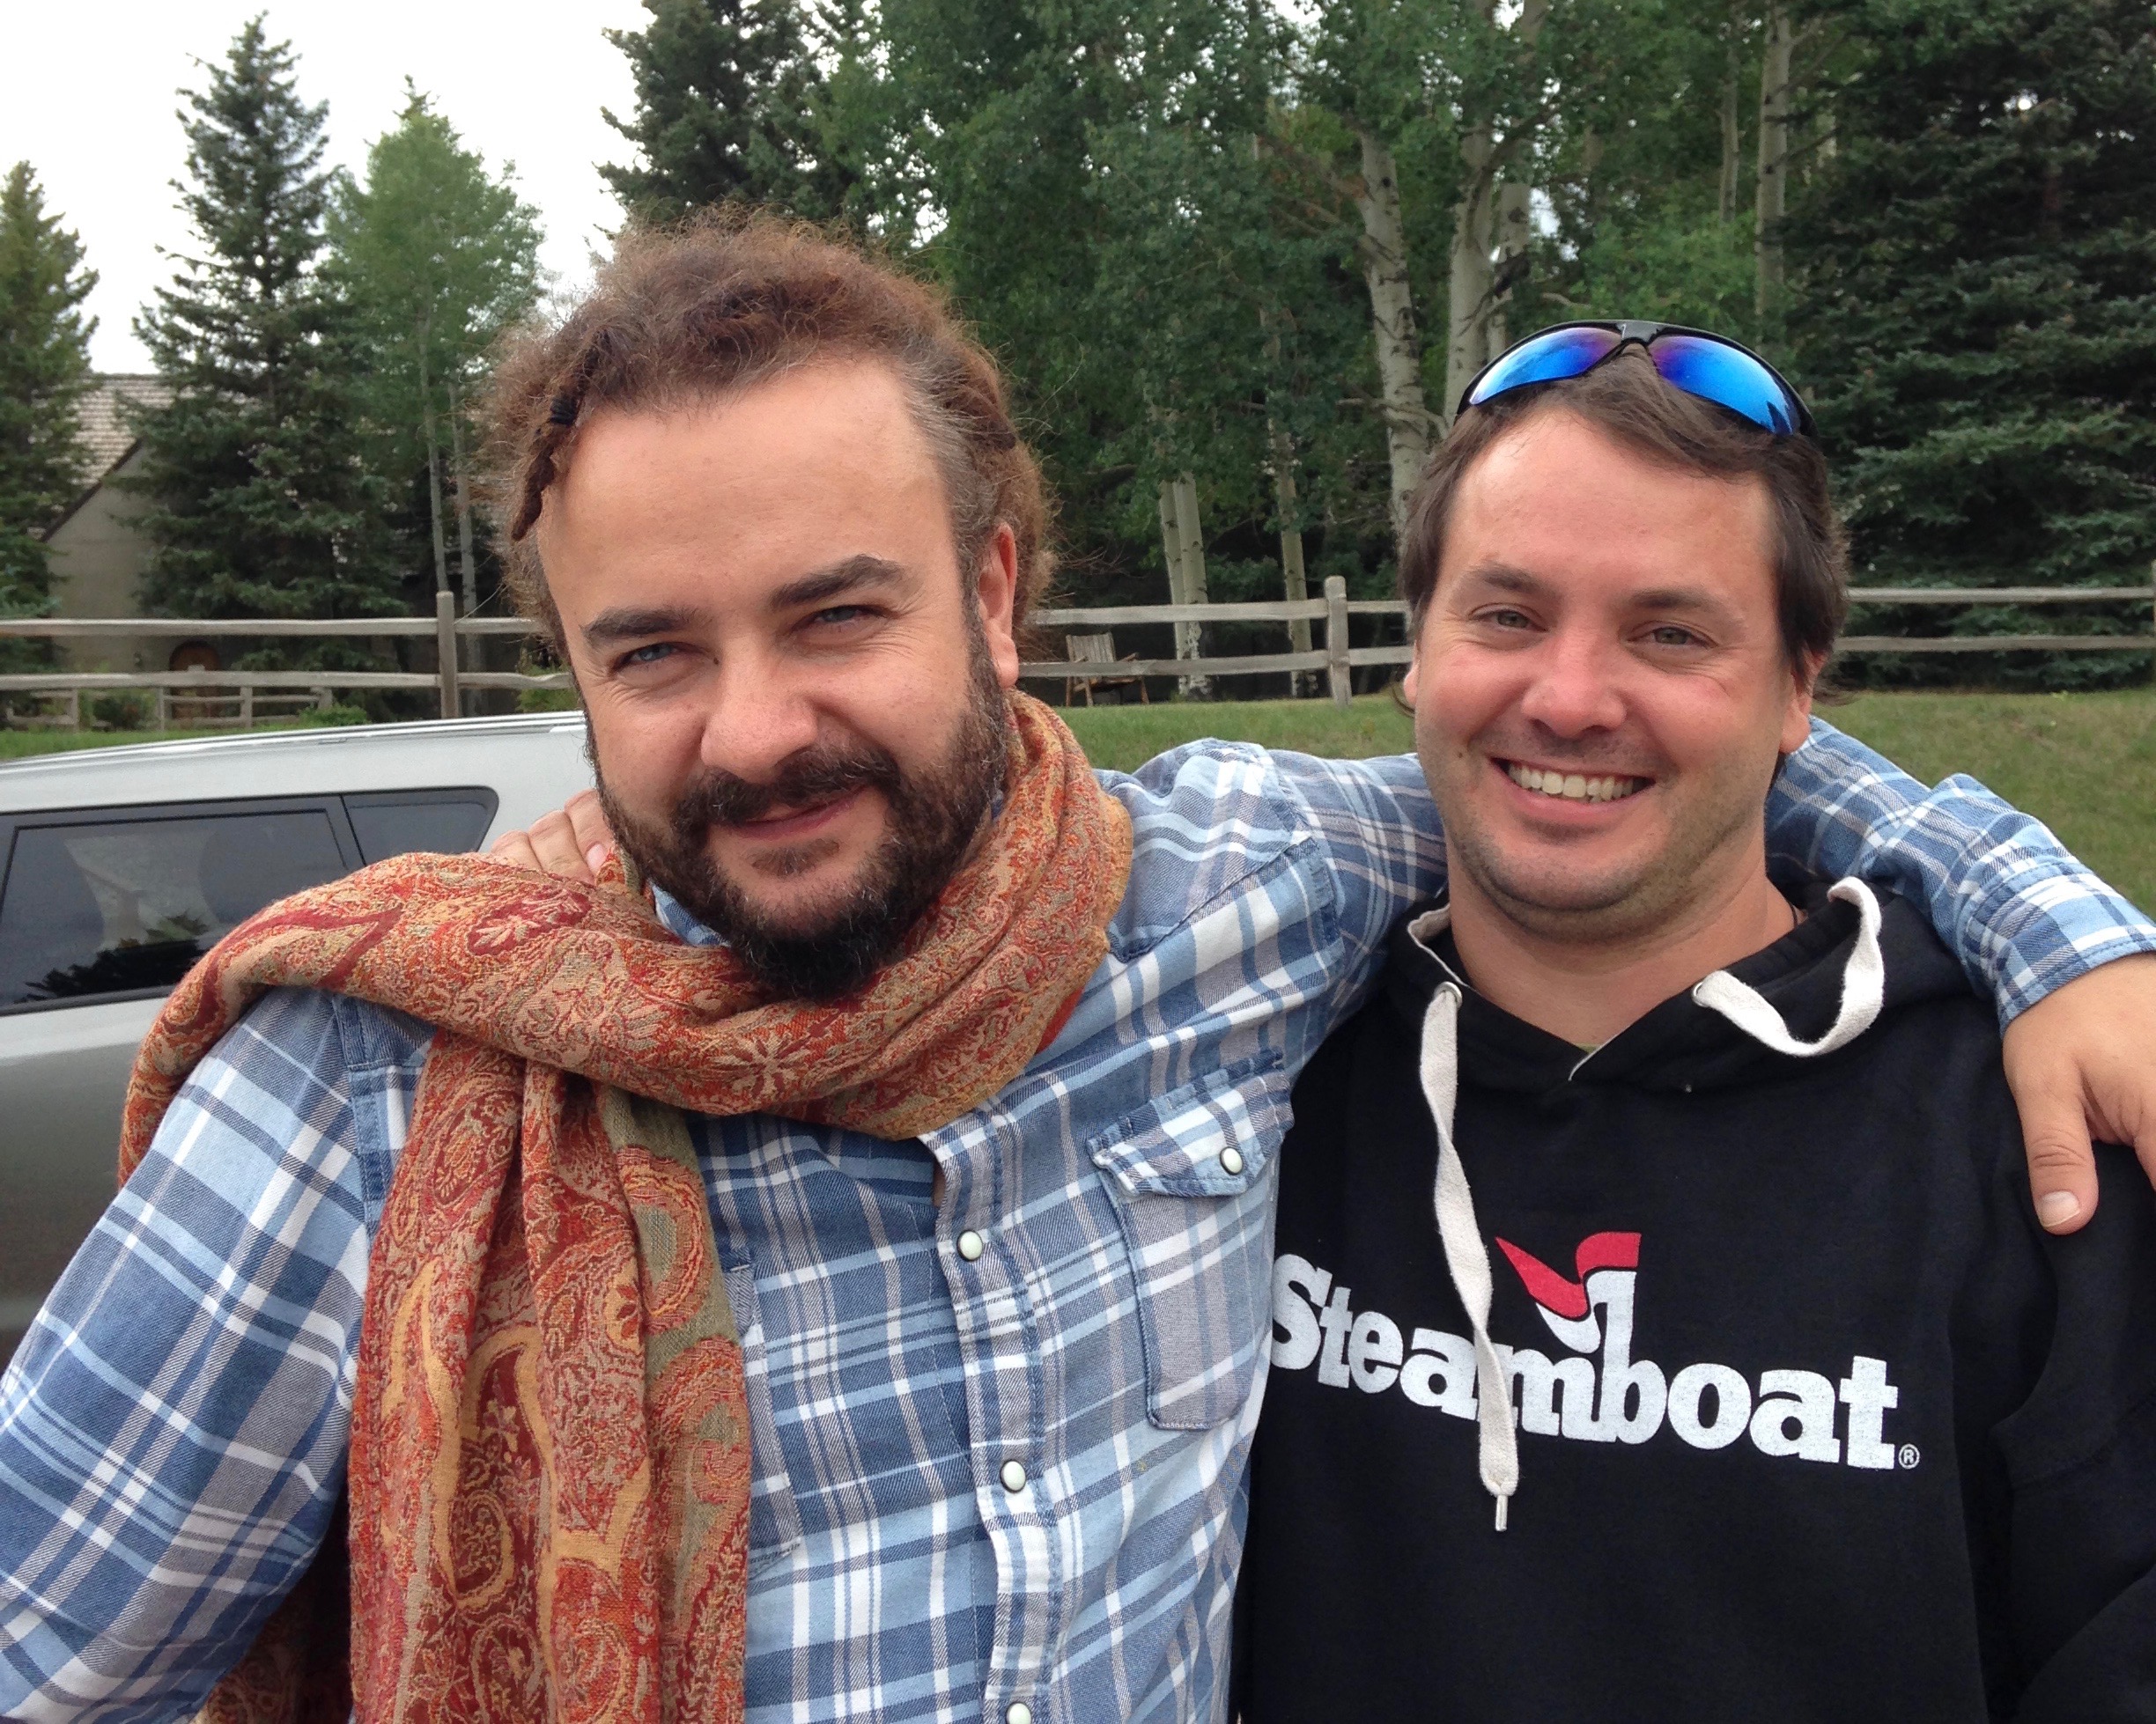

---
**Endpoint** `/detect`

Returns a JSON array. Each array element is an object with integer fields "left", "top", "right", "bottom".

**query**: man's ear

[
  {"left": 1778, "top": 650, "right": 1824, "bottom": 754},
  {"left": 1400, "top": 605, "right": 1431, "bottom": 710},
  {"left": 975, "top": 522, "right": 1022, "bottom": 689}
]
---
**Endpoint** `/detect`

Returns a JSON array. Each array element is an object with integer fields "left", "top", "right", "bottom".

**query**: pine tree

[
  {"left": 602, "top": 0, "right": 854, "bottom": 220},
  {"left": 1785, "top": 0, "right": 2156, "bottom": 688},
  {"left": 0, "top": 163, "right": 97, "bottom": 629},
  {"left": 127, "top": 18, "right": 400, "bottom": 645},
  {"left": 329, "top": 87, "right": 543, "bottom": 615}
]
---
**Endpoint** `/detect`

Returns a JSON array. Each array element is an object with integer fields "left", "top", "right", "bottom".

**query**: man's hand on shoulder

[
  {"left": 2003, "top": 953, "right": 2156, "bottom": 1234},
  {"left": 490, "top": 788, "right": 615, "bottom": 884}
]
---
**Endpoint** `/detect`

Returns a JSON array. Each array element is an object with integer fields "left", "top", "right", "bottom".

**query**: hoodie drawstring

[
  {"left": 1420, "top": 980, "right": 1519, "bottom": 1531},
  {"left": 1692, "top": 879, "right": 1885, "bottom": 1058}
]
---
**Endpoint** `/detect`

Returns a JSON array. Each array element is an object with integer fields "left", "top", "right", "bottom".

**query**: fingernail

[
  {"left": 586, "top": 844, "right": 609, "bottom": 872},
  {"left": 2038, "top": 1191, "right": 2081, "bottom": 1229}
]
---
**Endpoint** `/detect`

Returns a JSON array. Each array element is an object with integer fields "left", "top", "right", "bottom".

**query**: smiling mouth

[
  {"left": 1503, "top": 761, "right": 1650, "bottom": 804},
  {"left": 729, "top": 787, "right": 866, "bottom": 837}
]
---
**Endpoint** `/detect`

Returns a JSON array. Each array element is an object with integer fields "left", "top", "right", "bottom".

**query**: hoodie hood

[{"left": 1385, "top": 878, "right": 1975, "bottom": 1531}]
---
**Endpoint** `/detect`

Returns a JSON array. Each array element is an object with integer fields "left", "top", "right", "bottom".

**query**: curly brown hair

[{"left": 484, "top": 213, "right": 1052, "bottom": 650}]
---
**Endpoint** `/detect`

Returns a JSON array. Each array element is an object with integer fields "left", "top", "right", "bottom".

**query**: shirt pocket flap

[{"left": 1087, "top": 1057, "right": 1290, "bottom": 1197}]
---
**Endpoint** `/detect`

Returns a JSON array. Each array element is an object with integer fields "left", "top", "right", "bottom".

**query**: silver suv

[{"left": 0, "top": 712, "right": 594, "bottom": 1366}]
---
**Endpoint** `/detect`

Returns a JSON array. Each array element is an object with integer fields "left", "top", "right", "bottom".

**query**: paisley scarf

[{"left": 122, "top": 693, "right": 1133, "bottom": 1723}]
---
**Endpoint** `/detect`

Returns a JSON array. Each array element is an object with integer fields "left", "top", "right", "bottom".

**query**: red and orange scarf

[{"left": 121, "top": 694, "right": 1132, "bottom": 1723}]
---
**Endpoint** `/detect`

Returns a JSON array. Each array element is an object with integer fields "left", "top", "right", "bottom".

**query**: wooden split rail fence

[{"left": 2, "top": 578, "right": 2152, "bottom": 727}]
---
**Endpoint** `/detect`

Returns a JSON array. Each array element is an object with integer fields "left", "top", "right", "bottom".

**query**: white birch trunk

[
  {"left": 1446, "top": 123, "right": 1500, "bottom": 425},
  {"left": 1354, "top": 126, "right": 1434, "bottom": 539}
]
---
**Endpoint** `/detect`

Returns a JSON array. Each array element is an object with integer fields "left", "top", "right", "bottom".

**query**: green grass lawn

[
  {"left": 1063, "top": 689, "right": 2156, "bottom": 915},
  {"left": 9, "top": 688, "right": 2150, "bottom": 912},
  {"left": 0, "top": 724, "right": 313, "bottom": 759}
]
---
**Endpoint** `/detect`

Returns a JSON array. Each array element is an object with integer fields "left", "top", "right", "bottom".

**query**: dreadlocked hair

[{"left": 484, "top": 211, "right": 1052, "bottom": 651}]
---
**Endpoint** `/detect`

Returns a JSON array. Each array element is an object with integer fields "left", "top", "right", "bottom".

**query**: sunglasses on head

[{"left": 1458, "top": 320, "right": 1816, "bottom": 438}]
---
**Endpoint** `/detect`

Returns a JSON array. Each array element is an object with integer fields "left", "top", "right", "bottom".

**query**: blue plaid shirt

[{"left": 4, "top": 729, "right": 2152, "bottom": 1723}]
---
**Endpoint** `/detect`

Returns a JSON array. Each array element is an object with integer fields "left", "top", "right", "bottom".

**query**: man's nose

[
  {"left": 1517, "top": 628, "right": 1628, "bottom": 738},
  {"left": 698, "top": 656, "right": 824, "bottom": 782}
]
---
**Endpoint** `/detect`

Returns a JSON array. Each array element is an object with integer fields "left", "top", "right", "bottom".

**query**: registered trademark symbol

[{"left": 1898, "top": 1444, "right": 1921, "bottom": 1470}]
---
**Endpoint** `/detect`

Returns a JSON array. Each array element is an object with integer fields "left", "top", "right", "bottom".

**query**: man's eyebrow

[
  {"left": 583, "top": 604, "right": 710, "bottom": 650},
  {"left": 1453, "top": 563, "right": 1550, "bottom": 595},
  {"left": 1456, "top": 565, "right": 1744, "bottom": 620},
  {"left": 770, "top": 555, "right": 908, "bottom": 612},
  {"left": 1629, "top": 584, "right": 1743, "bottom": 619}
]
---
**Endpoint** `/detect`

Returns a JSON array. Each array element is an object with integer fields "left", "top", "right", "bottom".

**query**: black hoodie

[{"left": 1235, "top": 880, "right": 2156, "bottom": 1723}]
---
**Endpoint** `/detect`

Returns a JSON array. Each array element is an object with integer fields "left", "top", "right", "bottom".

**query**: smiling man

[
  {"left": 4, "top": 232, "right": 2156, "bottom": 1724},
  {"left": 1237, "top": 335, "right": 2156, "bottom": 1720}
]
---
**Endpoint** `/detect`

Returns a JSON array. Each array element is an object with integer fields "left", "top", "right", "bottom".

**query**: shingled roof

[{"left": 75, "top": 373, "right": 171, "bottom": 481}]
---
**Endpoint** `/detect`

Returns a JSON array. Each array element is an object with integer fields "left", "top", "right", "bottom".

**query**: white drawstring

[
  {"left": 1420, "top": 979, "right": 1518, "bottom": 1531},
  {"left": 1692, "top": 879, "right": 1885, "bottom": 1058}
]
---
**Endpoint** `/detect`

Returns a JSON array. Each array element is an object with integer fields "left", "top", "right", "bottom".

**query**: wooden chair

[{"left": 1064, "top": 632, "right": 1149, "bottom": 706}]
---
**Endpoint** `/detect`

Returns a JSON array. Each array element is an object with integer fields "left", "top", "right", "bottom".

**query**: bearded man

[{"left": 4, "top": 223, "right": 2154, "bottom": 1724}]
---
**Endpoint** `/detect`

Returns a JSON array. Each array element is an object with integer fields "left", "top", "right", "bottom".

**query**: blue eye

[{"left": 621, "top": 642, "right": 677, "bottom": 667}]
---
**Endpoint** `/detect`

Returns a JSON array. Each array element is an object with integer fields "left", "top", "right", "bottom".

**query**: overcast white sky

[{"left": 4, "top": 0, "right": 653, "bottom": 372}]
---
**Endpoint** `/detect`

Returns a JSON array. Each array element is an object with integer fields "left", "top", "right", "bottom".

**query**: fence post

[
  {"left": 435, "top": 590, "right": 461, "bottom": 719},
  {"left": 1324, "top": 575, "right": 1352, "bottom": 708}
]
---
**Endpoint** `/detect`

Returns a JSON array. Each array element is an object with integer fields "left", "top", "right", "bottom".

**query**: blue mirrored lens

[
  {"left": 1466, "top": 327, "right": 1622, "bottom": 407},
  {"left": 1649, "top": 335, "right": 1799, "bottom": 433}
]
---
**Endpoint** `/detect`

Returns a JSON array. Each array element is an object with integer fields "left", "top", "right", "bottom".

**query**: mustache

[{"left": 672, "top": 743, "right": 904, "bottom": 830}]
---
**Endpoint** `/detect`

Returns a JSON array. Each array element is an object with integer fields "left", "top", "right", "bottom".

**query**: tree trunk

[
  {"left": 1353, "top": 126, "right": 1434, "bottom": 539},
  {"left": 1447, "top": 123, "right": 1501, "bottom": 424},
  {"left": 1719, "top": 8, "right": 1745, "bottom": 224},
  {"left": 1170, "top": 472, "right": 1214, "bottom": 701},
  {"left": 1491, "top": 176, "right": 1532, "bottom": 358},
  {"left": 1755, "top": 1, "right": 1794, "bottom": 319},
  {"left": 1446, "top": 0, "right": 1552, "bottom": 415},
  {"left": 1261, "top": 312, "right": 1314, "bottom": 696},
  {"left": 448, "top": 384, "right": 478, "bottom": 618},
  {"left": 1270, "top": 425, "right": 1314, "bottom": 696},
  {"left": 417, "top": 318, "right": 449, "bottom": 600},
  {"left": 1484, "top": 0, "right": 1549, "bottom": 362}
]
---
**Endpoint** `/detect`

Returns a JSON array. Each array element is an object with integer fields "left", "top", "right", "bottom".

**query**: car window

[
  {"left": 0, "top": 808, "right": 350, "bottom": 1010},
  {"left": 344, "top": 789, "right": 498, "bottom": 863}
]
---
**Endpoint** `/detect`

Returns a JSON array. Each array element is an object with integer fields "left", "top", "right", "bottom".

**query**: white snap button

[
  {"left": 957, "top": 1230, "right": 985, "bottom": 1262},
  {"left": 1219, "top": 1146, "right": 1245, "bottom": 1176},
  {"left": 1006, "top": 1706, "right": 1033, "bottom": 1724},
  {"left": 1000, "top": 1460, "right": 1027, "bottom": 1492}
]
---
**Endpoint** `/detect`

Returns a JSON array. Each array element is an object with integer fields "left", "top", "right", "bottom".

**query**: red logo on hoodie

[{"left": 1495, "top": 1232, "right": 1641, "bottom": 1352}]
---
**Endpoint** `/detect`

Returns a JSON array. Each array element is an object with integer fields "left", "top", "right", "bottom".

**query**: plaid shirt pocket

[{"left": 1089, "top": 1057, "right": 1292, "bottom": 1432}]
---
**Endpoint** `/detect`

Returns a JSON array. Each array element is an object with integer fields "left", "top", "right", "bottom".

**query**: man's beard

[{"left": 594, "top": 645, "right": 1011, "bottom": 1001}]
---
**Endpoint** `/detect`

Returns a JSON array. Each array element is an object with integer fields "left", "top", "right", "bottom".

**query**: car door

[{"left": 0, "top": 787, "right": 497, "bottom": 1367}]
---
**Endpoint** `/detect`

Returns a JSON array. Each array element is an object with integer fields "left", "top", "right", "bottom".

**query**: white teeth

[{"left": 1505, "top": 763, "right": 1645, "bottom": 803}]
